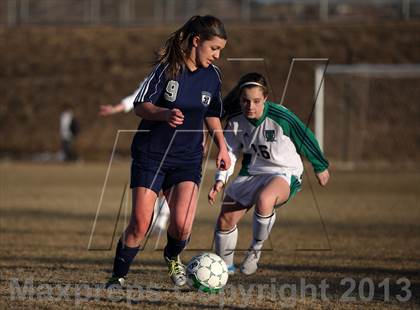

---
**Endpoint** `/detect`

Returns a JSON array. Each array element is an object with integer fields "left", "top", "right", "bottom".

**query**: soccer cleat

[
  {"left": 105, "top": 276, "right": 125, "bottom": 289},
  {"left": 164, "top": 255, "right": 187, "bottom": 286},
  {"left": 226, "top": 264, "right": 236, "bottom": 275},
  {"left": 240, "top": 250, "right": 261, "bottom": 275}
]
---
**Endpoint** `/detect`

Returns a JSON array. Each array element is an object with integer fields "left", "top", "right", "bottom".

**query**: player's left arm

[
  {"left": 208, "top": 119, "right": 241, "bottom": 204},
  {"left": 316, "top": 169, "right": 329, "bottom": 186},
  {"left": 287, "top": 111, "right": 330, "bottom": 186}
]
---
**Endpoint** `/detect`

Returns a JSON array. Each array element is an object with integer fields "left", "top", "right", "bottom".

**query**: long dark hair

[
  {"left": 223, "top": 72, "right": 269, "bottom": 118},
  {"left": 156, "top": 15, "right": 227, "bottom": 79}
]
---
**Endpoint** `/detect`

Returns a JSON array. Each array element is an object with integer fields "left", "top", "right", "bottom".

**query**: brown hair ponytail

[{"left": 156, "top": 15, "right": 227, "bottom": 79}]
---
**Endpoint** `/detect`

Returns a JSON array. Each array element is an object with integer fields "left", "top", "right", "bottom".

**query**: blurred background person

[{"left": 59, "top": 105, "right": 79, "bottom": 162}]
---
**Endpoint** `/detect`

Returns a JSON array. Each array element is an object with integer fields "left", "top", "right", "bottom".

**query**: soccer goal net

[{"left": 314, "top": 64, "right": 420, "bottom": 168}]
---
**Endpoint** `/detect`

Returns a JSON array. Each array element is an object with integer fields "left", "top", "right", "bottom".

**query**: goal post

[
  {"left": 314, "top": 65, "right": 325, "bottom": 151},
  {"left": 314, "top": 63, "right": 420, "bottom": 167}
]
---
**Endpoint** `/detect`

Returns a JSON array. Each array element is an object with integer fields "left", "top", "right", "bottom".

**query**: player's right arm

[
  {"left": 135, "top": 103, "right": 184, "bottom": 128},
  {"left": 208, "top": 119, "right": 242, "bottom": 205},
  {"left": 133, "top": 64, "right": 184, "bottom": 127}
]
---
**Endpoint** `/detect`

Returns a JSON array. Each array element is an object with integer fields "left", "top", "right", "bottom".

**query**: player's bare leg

[
  {"left": 217, "top": 196, "right": 249, "bottom": 231},
  {"left": 125, "top": 187, "right": 158, "bottom": 246},
  {"left": 165, "top": 181, "right": 198, "bottom": 240},
  {"left": 255, "top": 176, "right": 290, "bottom": 215},
  {"left": 107, "top": 187, "right": 157, "bottom": 287},
  {"left": 241, "top": 177, "right": 290, "bottom": 275},
  {"left": 163, "top": 181, "right": 198, "bottom": 286}
]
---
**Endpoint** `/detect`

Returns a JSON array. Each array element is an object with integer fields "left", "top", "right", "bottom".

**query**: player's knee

[
  {"left": 169, "top": 225, "right": 191, "bottom": 240},
  {"left": 217, "top": 214, "right": 236, "bottom": 231},
  {"left": 128, "top": 219, "right": 149, "bottom": 241},
  {"left": 257, "top": 192, "right": 287, "bottom": 212},
  {"left": 256, "top": 192, "right": 273, "bottom": 204},
  {"left": 168, "top": 217, "right": 190, "bottom": 235},
  {"left": 255, "top": 197, "right": 277, "bottom": 216},
  {"left": 178, "top": 231, "right": 191, "bottom": 241}
]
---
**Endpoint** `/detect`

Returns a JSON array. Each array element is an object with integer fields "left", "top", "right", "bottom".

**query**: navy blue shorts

[{"left": 130, "top": 154, "right": 202, "bottom": 194}]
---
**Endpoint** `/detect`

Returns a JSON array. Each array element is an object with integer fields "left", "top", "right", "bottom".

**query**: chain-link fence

[{"left": 1, "top": 0, "right": 419, "bottom": 26}]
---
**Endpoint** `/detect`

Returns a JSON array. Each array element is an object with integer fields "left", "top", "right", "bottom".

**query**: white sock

[
  {"left": 250, "top": 212, "right": 276, "bottom": 251},
  {"left": 215, "top": 226, "right": 238, "bottom": 266}
]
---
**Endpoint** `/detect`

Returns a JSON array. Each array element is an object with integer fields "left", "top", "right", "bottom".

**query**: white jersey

[
  {"left": 60, "top": 110, "right": 74, "bottom": 141},
  {"left": 120, "top": 78, "right": 147, "bottom": 112},
  {"left": 216, "top": 101, "right": 328, "bottom": 184}
]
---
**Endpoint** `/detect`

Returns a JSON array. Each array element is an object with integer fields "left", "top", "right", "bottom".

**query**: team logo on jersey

[
  {"left": 201, "top": 91, "right": 212, "bottom": 106},
  {"left": 264, "top": 130, "right": 276, "bottom": 142}
]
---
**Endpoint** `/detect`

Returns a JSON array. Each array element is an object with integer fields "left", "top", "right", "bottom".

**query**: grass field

[{"left": 0, "top": 161, "right": 419, "bottom": 309}]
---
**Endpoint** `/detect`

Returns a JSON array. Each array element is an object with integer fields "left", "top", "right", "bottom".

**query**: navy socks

[
  {"left": 112, "top": 233, "right": 190, "bottom": 278},
  {"left": 112, "top": 239, "right": 140, "bottom": 278},
  {"left": 163, "top": 232, "right": 190, "bottom": 259}
]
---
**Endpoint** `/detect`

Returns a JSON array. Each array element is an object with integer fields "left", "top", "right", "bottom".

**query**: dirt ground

[{"left": 0, "top": 161, "right": 419, "bottom": 309}]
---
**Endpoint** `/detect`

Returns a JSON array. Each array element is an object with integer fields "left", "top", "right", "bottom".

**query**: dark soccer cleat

[{"left": 105, "top": 276, "right": 126, "bottom": 289}]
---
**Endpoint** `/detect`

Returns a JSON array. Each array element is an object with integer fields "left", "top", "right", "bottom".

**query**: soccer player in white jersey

[
  {"left": 208, "top": 72, "right": 330, "bottom": 275},
  {"left": 99, "top": 78, "right": 146, "bottom": 116},
  {"left": 98, "top": 79, "right": 170, "bottom": 236}
]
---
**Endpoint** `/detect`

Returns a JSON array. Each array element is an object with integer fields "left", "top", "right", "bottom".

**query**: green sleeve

[
  {"left": 268, "top": 103, "right": 329, "bottom": 173},
  {"left": 286, "top": 110, "right": 329, "bottom": 173}
]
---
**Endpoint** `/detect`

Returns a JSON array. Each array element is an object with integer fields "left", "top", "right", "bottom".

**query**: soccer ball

[{"left": 186, "top": 252, "right": 228, "bottom": 293}]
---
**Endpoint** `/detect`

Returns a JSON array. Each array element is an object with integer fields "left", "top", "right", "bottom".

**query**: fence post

[
  {"left": 7, "top": 0, "right": 17, "bottom": 26},
  {"left": 154, "top": 0, "right": 164, "bottom": 23},
  {"left": 165, "top": 0, "right": 175, "bottom": 22},
  {"left": 20, "top": 0, "right": 29, "bottom": 25},
  {"left": 402, "top": 0, "right": 410, "bottom": 20},
  {"left": 119, "top": 0, "right": 132, "bottom": 25},
  {"left": 186, "top": 0, "right": 196, "bottom": 19},
  {"left": 241, "top": 0, "right": 251, "bottom": 22},
  {"left": 90, "top": 0, "right": 101, "bottom": 25},
  {"left": 84, "top": 0, "right": 90, "bottom": 24},
  {"left": 319, "top": 0, "right": 329, "bottom": 22}
]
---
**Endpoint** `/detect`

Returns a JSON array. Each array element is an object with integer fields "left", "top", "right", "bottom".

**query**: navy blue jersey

[{"left": 131, "top": 63, "right": 223, "bottom": 163}]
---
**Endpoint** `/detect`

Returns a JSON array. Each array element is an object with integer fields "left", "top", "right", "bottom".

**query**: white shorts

[{"left": 225, "top": 173, "right": 296, "bottom": 207}]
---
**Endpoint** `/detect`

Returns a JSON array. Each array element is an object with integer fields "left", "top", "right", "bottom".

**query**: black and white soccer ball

[{"left": 186, "top": 252, "right": 229, "bottom": 293}]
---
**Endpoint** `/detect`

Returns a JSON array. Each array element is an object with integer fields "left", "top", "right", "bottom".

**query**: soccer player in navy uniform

[
  {"left": 107, "top": 15, "right": 230, "bottom": 287},
  {"left": 208, "top": 73, "right": 329, "bottom": 275}
]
